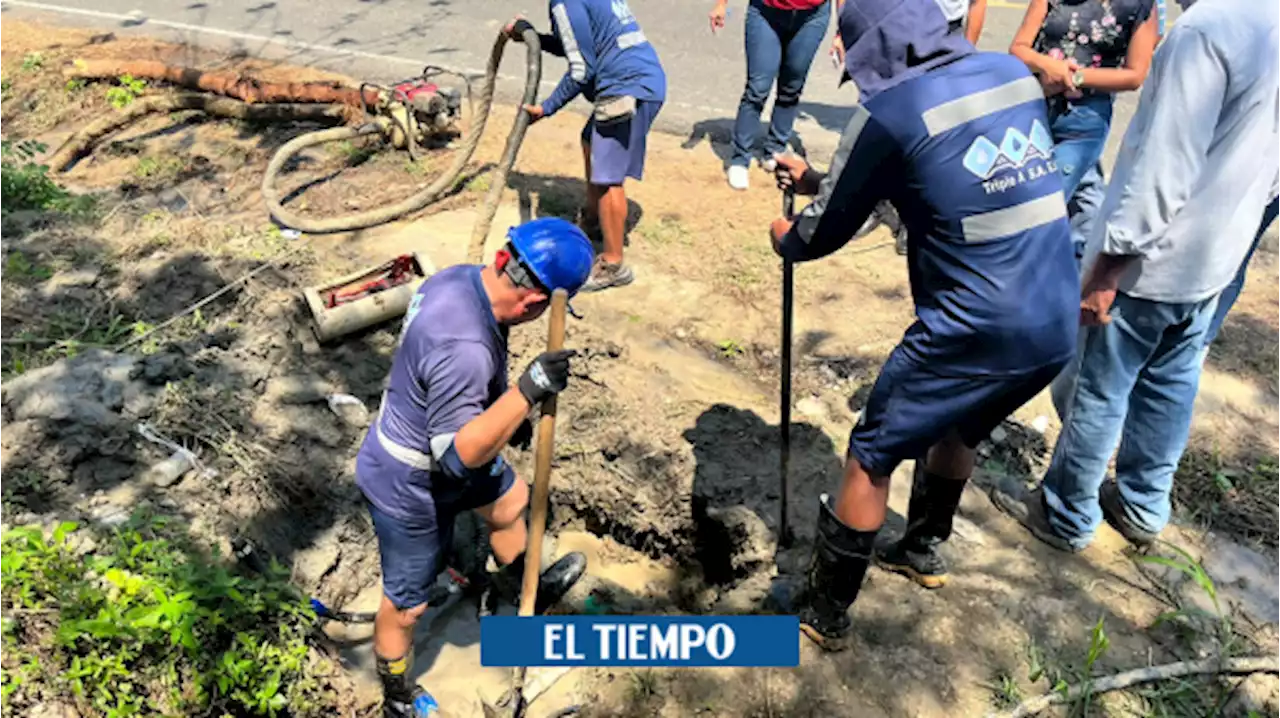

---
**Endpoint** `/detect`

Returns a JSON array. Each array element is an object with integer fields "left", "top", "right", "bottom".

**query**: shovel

[
  {"left": 779, "top": 188, "right": 796, "bottom": 548},
  {"left": 483, "top": 288, "right": 571, "bottom": 718}
]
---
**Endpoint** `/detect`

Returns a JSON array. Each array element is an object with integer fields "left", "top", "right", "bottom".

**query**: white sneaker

[
  {"left": 760, "top": 157, "right": 778, "bottom": 173},
  {"left": 727, "top": 165, "right": 750, "bottom": 191}
]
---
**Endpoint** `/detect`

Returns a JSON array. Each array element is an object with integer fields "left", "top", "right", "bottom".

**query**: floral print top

[{"left": 1034, "top": 0, "right": 1154, "bottom": 70}]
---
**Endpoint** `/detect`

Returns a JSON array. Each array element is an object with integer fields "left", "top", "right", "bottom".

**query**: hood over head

[{"left": 841, "top": 0, "right": 975, "bottom": 101}]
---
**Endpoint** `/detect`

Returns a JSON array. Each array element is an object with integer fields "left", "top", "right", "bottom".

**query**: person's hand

[
  {"left": 709, "top": 2, "right": 727, "bottom": 33},
  {"left": 518, "top": 349, "right": 576, "bottom": 405},
  {"left": 1079, "top": 266, "right": 1118, "bottom": 326},
  {"left": 1080, "top": 287, "right": 1116, "bottom": 326},
  {"left": 830, "top": 36, "right": 845, "bottom": 67},
  {"left": 769, "top": 217, "right": 793, "bottom": 256},
  {"left": 1038, "top": 57, "right": 1077, "bottom": 97},
  {"left": 772, "top": 154, "right": 810, "bottom": 192},
  {"left": 504, "top": 15, "right": 526, "bottom": 40},
  {"left": 522, "top": 104, "right": 546, "bottom": 123},
  {"left": 1063, "top": 59, "right": 1084, "bottom": 99}
]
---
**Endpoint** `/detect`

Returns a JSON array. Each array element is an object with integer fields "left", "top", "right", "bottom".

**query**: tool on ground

[
  {"left": 497, "top": 289, "right": 569, "bottom": 718},
  {"left": 262, "top": 26, "right": 543, "bottom": 241},
  {"left": 779, "top": 188, "right": 796, "bottom": 549},
  {"left": 301, "top": 253, "right": 432, "bottom": 342}
]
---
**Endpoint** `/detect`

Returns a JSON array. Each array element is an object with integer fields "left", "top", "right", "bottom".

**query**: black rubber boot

[
  {"left": 875, "top": 462, "right": 967, "bottom": 589},
  {"left": 482, "top": 551, "right": 587, "bottom": 616},
  {"left": 795, "top": 494, "right": 877, "bottom": 652},
  {"left": 378, "top": 652, "right": 439, "bottom": 717}
]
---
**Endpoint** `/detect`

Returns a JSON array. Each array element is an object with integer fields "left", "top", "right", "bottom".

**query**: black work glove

[
  {"left": 517, "top": 349, "right": 575, "bottom": 406},
  {"left": 509, "top": 418, "right": 533, "bottom": 450}
]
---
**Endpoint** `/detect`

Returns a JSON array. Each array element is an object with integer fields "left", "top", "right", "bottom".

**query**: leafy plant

[
  {"left": 65, "top": 78, "right": 87, "bottom": 93},
  {"left": 1, "top": 515, "right": 339, "bottom": 716},
  {"left": 20, "top": 52, "right": 44, "bottom": 73},
  {"left": 2, "top": 140, "right": 63, "bottom": 213},
  {"left": 715, "top": 338, "right": 744, "bottom": 358},
  {"left": 105, "top": 74, "right": 146, "bottom": 109}
]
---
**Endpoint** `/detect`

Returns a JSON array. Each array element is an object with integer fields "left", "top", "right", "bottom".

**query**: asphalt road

[{"left": 2, "top": 0, "right": 1143, "bottom": 164}]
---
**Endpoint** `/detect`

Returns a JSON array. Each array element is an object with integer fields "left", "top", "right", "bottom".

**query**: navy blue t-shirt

[
  {"left": 356, "top": 265, "right": 508, "bottom": 521},
  {"left": 780, "top": 52, "right": 1079, "bottom": 377}
]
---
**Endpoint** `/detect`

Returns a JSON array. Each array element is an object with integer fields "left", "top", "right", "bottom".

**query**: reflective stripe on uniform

[
  {"left": 553, "top": 4, "right": 588, "bottom": 82},
  {"left": 617, "top": 30, "right": 647, "bottom": 49},
  {"left": 921, "top": 76, "right": 1043, "bottom": 136},
  {"left": 961, "top": 193, "right": 1067, "bottom": 243},
  {"left": 796, "top": 105, "right": 872, "bottom": 244},
  {"left": 375, "top": 419, "right": 437, "bottom": 470}
]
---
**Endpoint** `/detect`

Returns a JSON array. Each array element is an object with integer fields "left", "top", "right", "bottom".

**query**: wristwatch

[{"left": 1071, "top": 69, "right": 1086, "bottom": 89}]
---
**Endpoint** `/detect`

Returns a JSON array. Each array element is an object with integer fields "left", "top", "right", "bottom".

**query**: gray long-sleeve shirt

[{"left": 1083, "top": 0, "right": 1279, "bottom": 304}]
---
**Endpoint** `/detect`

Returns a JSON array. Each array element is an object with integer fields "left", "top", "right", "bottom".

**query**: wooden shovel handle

[{"left": 518, "top": 289, "right": 567, "bottom": 616}]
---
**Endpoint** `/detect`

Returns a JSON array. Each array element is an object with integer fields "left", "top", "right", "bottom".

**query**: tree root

[
  {"left": 991, "top": 655, "right": 1279, "bottom": 718},
  {"left": 64, "top": 60, "right": 380, "bottom": 106},
  {"left": 51, "top": 93, "right": 348, "bottom": 171}
]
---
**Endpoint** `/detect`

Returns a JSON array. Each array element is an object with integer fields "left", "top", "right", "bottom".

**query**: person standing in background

[
  {"left": 710, "top": 0, "right": 835, "bottom": 191},
  {"left": 507, "top": 0, "right": 667, "bottom": 293},
  {"left": 1010, "top": 0, "right": 1159, "bottom": 211},
  {"left": 994, "top": 0, "right": 1280, "bottom": 554}
]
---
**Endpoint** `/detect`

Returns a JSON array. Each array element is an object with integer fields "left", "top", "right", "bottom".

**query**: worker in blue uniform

[
  {"left": 356, "top": 218, "right": 595, "bottom": 717},
  {"left": 506, "top": 0, "right": 667, "bottom": 292},
  {"left": 769, "top": 0, "right": 1078, "bottom": 650}
]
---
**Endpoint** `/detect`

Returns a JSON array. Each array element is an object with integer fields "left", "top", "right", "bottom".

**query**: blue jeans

[
  {"left": 731, "top": 0, "right": 829, "bottom": 167},
  {"left": 1049, "top": 163, "right": 1106, "bottom": 419},
  {"left": 1048, "top": 93, "right": 1113, "bottom": 200},
  {"left": 1202, "top": 197, "right": 1279, "bottom": 349},
  {"left": 1043, "top": 292, "right": 1219, "bottom": 549}
]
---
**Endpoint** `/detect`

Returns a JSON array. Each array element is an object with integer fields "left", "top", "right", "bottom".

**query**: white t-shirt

[{"left": 933, "top": 0, "right": 967, "bottom": 23}]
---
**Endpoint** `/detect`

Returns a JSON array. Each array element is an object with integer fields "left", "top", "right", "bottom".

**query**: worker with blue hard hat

[{"left": 355, "top": 217, "right": 594, "bottom": 718}]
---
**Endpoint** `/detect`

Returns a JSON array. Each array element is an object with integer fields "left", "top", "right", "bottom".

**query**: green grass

[
  {"left": 133, "top": 155, "right": 184, "bottom": 182},
  {"left": 1, "top": 515, "right": 342, "bottom": 716},
  {"left": 20, "top": 53, "right": 44, "bottom": 73},
  {"left": 4, "top": 251, "right": 54, "bottom": 282},
  {"left": 633, "top": 214, "right": 688, "bottom": 246},
  {"left": 327, "top": 139, "right": 375, "bottom": 165}
]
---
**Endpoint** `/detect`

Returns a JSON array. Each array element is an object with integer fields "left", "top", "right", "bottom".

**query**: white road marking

[{"left": 1, "top": 0, "right": 736, "bottom": 119}]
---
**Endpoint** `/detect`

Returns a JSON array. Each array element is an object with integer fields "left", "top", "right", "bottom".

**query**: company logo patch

[{"left": 963, "top": 120, "right": 1054, "bottom": 180}]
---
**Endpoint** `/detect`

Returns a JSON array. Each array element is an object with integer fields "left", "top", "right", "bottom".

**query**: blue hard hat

[{"left": 505, "top": 217, "right": 595, "bottom": 297}]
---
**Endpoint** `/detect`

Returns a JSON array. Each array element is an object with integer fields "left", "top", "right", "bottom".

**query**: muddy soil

[{"left": 3, "top": 20, "right": 1278, "bottom": 718}]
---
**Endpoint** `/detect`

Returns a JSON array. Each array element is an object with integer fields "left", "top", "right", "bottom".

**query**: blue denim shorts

[
  {"left": 848, "top": 348, "right": 1066, "bottom": 477},
  {"left": 582, "top": 99, "right": 663, "bottom": 185},
  {"left": 366, "top": 459, "right": 516, "bottom": 610}
]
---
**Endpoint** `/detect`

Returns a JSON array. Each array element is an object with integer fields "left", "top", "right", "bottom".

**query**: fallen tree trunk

[
  {"left": 64, "top": 60, "right": 382, "bottom": 106},
  {"left": 990, "top": 655, "right": 1280, "bottom": 718},
  {"left": 51, "top": 93, "right": 348, "bottom": 171}
]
